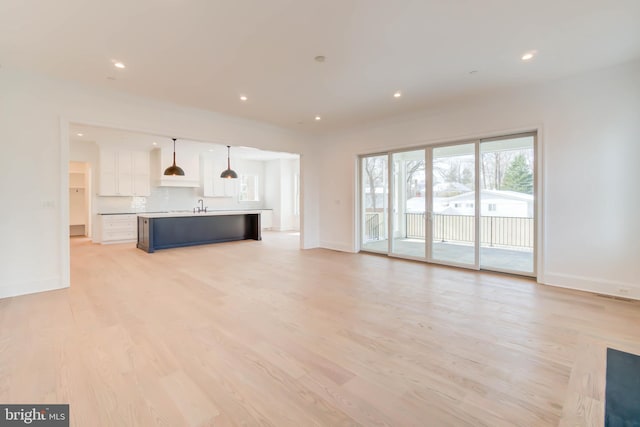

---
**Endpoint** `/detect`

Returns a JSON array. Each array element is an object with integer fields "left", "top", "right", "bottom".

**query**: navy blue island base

[{"left": 137, "top": 211, "right": 261, "bottom": 253}]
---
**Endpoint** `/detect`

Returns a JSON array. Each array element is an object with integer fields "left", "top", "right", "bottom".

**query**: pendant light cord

[{"left": 173, "top": 138, "right": 178, "bottom": 166}]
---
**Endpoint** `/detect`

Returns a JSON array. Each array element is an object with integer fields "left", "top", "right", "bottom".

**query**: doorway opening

[{"left": 68, "top": 161, "right": 91, "bottom": 238}]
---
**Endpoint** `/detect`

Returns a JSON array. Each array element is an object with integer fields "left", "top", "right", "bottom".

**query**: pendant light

[
  {"left": 164, "top": 138, "right": 185, "bottom": 176},
  {"left": 220, "top": 145, "right": 238, "bottom": 179}
]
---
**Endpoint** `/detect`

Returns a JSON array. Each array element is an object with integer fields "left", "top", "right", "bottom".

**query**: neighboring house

[
  {"left": 433, "top": 182, "right": 471, "bottom": 196},
  {"left": 407, "top": 190, "right": 534, "bottom": 217}
]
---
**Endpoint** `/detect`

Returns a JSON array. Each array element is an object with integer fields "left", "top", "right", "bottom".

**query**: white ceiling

[{"left": 2, "top": 0, "right": 640, "bottom": 131}]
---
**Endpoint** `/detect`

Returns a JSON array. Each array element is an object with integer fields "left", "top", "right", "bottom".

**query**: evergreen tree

[{"left": 502, "top": 155, "right": 533, "bottom": 194}]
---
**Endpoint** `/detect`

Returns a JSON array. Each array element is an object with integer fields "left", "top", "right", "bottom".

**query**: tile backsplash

[{"left": 95, "top": 186, "right": 264, "bottom": 213}]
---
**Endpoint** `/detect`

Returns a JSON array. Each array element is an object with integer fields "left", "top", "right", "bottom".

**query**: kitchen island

[{"left": 137, "top": 210, "right": 261, "bottom": 253}]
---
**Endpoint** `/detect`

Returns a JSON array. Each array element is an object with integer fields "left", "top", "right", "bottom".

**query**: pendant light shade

[
  {"left": 220, "top": 145, "right": 238, "bottom": 179},
  {"left": 164, "top": 138, "right": 185, "bottom": 176}
]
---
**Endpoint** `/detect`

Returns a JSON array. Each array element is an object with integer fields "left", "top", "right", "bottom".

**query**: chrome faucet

[{"left": 194, "top": 199, "right": 207, "bottom": 213}]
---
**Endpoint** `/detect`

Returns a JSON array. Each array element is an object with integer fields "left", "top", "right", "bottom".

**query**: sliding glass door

[
  {"left": 390, "top": 149, "right": 426, "bottom": 259},
  {"left": 361, "top": 155, "right": 389, "bottom": 253},
  {"left": 429, "top": 143, "right": 477, "bottom": 267},
  {"left": 360, "top": 132, "right": 536, "bottom": 277},
  {"left": 479, "top": 135, "right": 535, "bottom": 274}
]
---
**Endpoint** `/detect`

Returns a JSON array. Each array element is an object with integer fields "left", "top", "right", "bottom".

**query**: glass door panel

[
  {"left": 361, "top": 155, "right": 389, "bottom": 253},
  {"left": 430, "top": 143, "right": 477, "bottom": 267},
  {"left": 391, "top": 150, "right": 426, "bottom": 259},
  {"left": 480, "top": 135, "right": 535, "bottom": 274},
  {"left": 360, "top": 133, "right": 536, "bottom": 278}
]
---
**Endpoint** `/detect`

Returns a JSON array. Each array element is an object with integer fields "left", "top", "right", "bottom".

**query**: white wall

[
  {"left": 4, "top": 60, "right": 638, "bottom": 300},
  {"left": 263, "top": 158, "right": 300, "bottom": 231},
  {"left": 300, "top": 146, "right": 320, "bottom": 249},
  {"left": 0, "top": 68, "right": 319, "bottom": 299},
  {"left": 317, "top": 59, "right": 640, "bottom": 299},
  {"left": 264, "top": 160, "right": 282, "bottom": 229},
  {"left": 280, "top": 158, "right": 300, "bottom": 231}
]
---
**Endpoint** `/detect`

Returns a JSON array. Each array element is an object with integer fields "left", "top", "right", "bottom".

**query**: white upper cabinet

[
  {"left": 98, "top": 149, "right": 151, "bottom": 196},
  {"left": 117, "top": 151, "right": 133, "bottom": 195},
  {"left": 132, "top": 151, "right": 150, "bottom": 196},
  {"left": 98, "top": 148, "right": 119, "bottom": 196},
  {"left": 153, "top": 145, "right": 200, "bottom": 187},
  {"left": 201, "top": 151, "right": 238, "bottom": 197}
]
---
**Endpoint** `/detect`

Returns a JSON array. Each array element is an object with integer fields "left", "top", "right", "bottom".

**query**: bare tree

[
  {"left": 481, "top": 151, "right": 522, "bottom": 190},
  {"left": 434, "top": 159, "right": 472, "bottom": 185},
  {"left": 405, "top": 160, "right": 425, "bottom": 198},
  {"left": 482, "top": 152, "right": 500, "bottom": 190},
  {"left": 363, "top": 157, "right": 384, "bottom": 211}
]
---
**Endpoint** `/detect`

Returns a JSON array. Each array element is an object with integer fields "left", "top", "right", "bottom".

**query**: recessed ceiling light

[
  {"left": 315, "top": 115, "right": 321, "bottom": 121},
  {"left": 393, "top": 91, "right": 402, "bottom": 98},
  {"left": 521, "top": 51, "right": 537, "bottom": 61},
  {"left": 239, "top": 95, "right": 248, "bottom": 101},
  {"left": 114, "top": 62, "right": 126, "bottom": 69},
  {"left": 76, "top": 133, "right": 83, "bottom": 137},
  {"left": 208, "top": 149, "right": 214, "bottom": 152},
  {"left": 152, "top": 142, "right": 157, "bottom": 146}
]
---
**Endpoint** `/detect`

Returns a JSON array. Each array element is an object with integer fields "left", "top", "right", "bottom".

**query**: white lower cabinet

[
  {"left": 261, "top": 209, "right": 273, "bottom": 230},
  {"left": 99, "top": 214, "right": 137, "bottom": 243}
]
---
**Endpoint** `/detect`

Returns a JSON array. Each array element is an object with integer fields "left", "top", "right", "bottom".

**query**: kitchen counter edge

[{"left": 137, "top": 210, "right": 263, "bottom": 218}]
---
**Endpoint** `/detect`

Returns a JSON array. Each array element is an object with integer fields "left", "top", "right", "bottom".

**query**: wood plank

[{"left": 0, "top": 232, "right": 638, "bottom": 426}]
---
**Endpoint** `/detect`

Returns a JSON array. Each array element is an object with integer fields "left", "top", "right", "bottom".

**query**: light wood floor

[{"left": 1, "top": 232, "right": 639, "bottom": 426}]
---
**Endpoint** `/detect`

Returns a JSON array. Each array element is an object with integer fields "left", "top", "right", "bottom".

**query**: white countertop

[{"left": 137, "top": 210, "right": 262, "bottom": 218}]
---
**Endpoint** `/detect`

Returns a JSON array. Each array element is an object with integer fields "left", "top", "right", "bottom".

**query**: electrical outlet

[{"left": 618, "top": 288, "right": 630, "bottom": 295}]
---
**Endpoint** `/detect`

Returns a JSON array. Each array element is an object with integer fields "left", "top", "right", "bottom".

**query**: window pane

[
  {"left": 391, "top": 150, "right": 426, "bottom": 258},
  {"left": 239, "top": 175, "right": 259, "bottom": 201},
  {"left": 480, "top": 136, "right": 534, "bottom": 274},
  {"left": 431, "top": 143, "right": 476, "bottom": 266},
  {"left": 361, "top": 155, "right": 389, "bottom": 253}
]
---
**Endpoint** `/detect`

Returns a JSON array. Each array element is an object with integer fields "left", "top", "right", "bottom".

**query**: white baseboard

[
  {"left": 301, "top": 236, "right": 320, "bottom": 249},
  {"left": 540, "top": 272, "right": 640, "bottom": 300},
  {"left": 0, "top": 277, "right": 68, "bottom": 299},
  {"left": 319, "top": 240, "right": 356, "bottom": 253}
]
